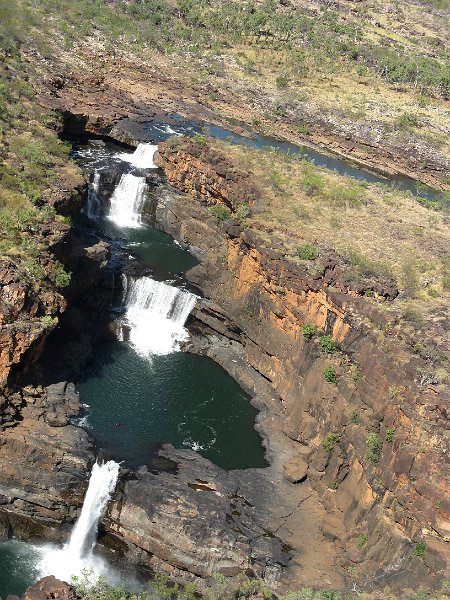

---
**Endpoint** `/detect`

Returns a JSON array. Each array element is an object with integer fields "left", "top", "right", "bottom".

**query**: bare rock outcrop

[
  {"left": 0, "top": 382, "right": 93, "bottom": 542},
  {"left": 10, "top": 576, "right": 77, "bottom": 600}
]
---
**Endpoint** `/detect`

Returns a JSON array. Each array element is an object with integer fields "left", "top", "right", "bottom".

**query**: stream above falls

[{"left": 136, "top": 113, "right": 447, "bottom": 206}]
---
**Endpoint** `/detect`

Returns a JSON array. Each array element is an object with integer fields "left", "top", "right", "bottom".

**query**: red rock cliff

[{"left": 156, "top": 139, "right": 450, "bottom": 586}]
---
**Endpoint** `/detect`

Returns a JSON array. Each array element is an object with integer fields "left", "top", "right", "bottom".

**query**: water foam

[
  {"left": 83, "top": 171, "right": 101, "bottom": 219},
  {"left": 119, "top": 276, "right": 196, "bottom": 356},
  {"left": 117, "top": 143, "right": 158, "bottom": 169},
  {"left": 108, "top": 173, "right": 148, "bottom": 228}
]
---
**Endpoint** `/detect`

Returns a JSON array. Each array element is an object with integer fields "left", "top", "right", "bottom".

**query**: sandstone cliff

[{"left": 155, "top": 138, "right": 450, "bottom": 589}]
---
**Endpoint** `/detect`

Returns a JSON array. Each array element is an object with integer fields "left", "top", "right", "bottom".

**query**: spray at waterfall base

[{"left": 37, "top": 461, "right": 120, "bottom": 583}]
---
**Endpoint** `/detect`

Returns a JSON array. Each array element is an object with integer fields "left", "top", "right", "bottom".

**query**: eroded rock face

[
  {"left": 0, "top": 226, "right": 108, "bottom": 544},
  {"left": 0, "top": 173, "right": 85, "bottom": 391},
  {"left": 0, "top": 260, "right": 66, "bottom": 389},
  {"left": 106, "top": 444, "right": 343, "bottom": 591},
  {"left": 150, "top": 141, "right": 450, "bottom": 589},
  {"left": 0, "top": 382, "right": 93, "bottom": 542},
  {"left": 155, "top": 139, "right": 260, "bottom": 212}
]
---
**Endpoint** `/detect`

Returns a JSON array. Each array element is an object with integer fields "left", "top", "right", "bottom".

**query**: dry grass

[{"left": 213, "top": 139, "right": 450, "bottom": 312}]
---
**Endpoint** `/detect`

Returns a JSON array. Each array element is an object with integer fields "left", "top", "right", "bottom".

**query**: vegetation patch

[
  {"left": 296, "top": 243, "right": 319, "bottom": 260},
  {"left": 324, "top": 366, "right": 338, "bottom": 384},
  {"left": 319, "top": 336, "right": 337, "bottom": 353},
  {"left": 302, "top": 323, "right": 315, "bottom": 340},
  {"left": 366, "top": 432, "right": 382, "bottom": 465},
  {"left": 323, "top": 432, "right": 340, "bottom": 452},
  {"left": 211, "top": 204, "right": 231, "bottom": 224}
]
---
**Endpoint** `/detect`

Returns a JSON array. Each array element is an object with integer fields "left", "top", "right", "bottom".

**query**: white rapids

[
  {"left": 118, "top": 276, "right": 197, "bottom": 356},
  {"left": 37, "top": 461, "right": 120, "bottom": 583},
  {"left": 117, "top": 143, "right": 158, "bottom": 169}
]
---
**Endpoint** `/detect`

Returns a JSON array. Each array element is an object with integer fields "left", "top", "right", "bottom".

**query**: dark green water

[
  {"left": 77, "top": 342, "right": 266, "bottom": 470},
  {"left": 0, "top": 141, "right": 267, "bottom": 596},
  {"left": 87, "top": 217, "right": 198, "bottom": 276},
  {"left": 0, "top": 540, "right": 41, "bottom": 596}
]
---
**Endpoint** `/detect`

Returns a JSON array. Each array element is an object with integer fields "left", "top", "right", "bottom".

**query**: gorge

[{"left": 1, "top": 3, "right": 450, "bottom": 597}]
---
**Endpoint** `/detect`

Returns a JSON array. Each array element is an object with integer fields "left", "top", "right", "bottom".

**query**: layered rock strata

[{"left": 152, "top": 139, "right": 450, "bottom": 589}]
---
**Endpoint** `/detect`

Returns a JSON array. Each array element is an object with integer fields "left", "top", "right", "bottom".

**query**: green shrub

[
  {"left": 324, "top": 365, "right": 337, "bottom": 384},
  {"left": 350, "top": 364, "right": 361, "bottom": 381},
  {"left": 39, "top": 315, "right": 56, "bottom": 329},
  {"left": 357, "top": 533, "right": 368, "bottom": 548},
  {"left": 193, "top": 133, "right": 206, "bottom": 145},
  {"left": 395, "top": 112, "right": 421, "bottom": 128},
  {"left": 319, "top": 335, "right": 337, "bottom": 353},
  {"left": 323, "top": 433, "right": 340, "bottom": 452},
  {"left": 301, "top": 170, "right": 324, "bottom": 196},
  {"left": 211, "top": 204, "right": 231, "bottom": 223},
  {"left": 326, "top": 181, "right": 365, "bottom": 208},
  {"left": 276, "top": 73, "right": 289, "bottom": 89},
  {"left": 235, "top": 204, "right": 250, "bottom": 222},
  {"left": 402, "top": 306, "right": 424, "bottom": 326},
  {"left": 302, "top": 323, "right": 315, "bottom": 340},
  {"left": 414, "top": 541, "right": 426, "bottom": 559},
  {"left": 386, "top": 427, "right": 396, "bottom": 442},
  {"left": 366, "top": 432, "right": 382, "bottom": 465},
  {"left": 296, "top": 243, "right": 319, "bottom": 260},
  {"left": 349, "top": 411, "right": 360, "bottom": 424},
  {"left": 344, "top": 246, "right": 393, "bottom": 281},
  {"left": 389, "top": 385, "right": 400, "bottom": 400},
  {"left": 53, "top": 266, "right": 71, "bottom": 288}
]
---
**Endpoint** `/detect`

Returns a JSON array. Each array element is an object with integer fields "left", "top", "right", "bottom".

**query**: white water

[
  {"left": 119, "top": 276, "right": 197, "bottom": 356},
  {"left": 83, "top": 171, "right": 101, "bottom": 219},
  {"left": 37, "top": 461, "right": 120, "bottom": 582},
  {"left": 108, "top": 173, "right": 148, "bottom": 228},
  {"left": 117, "top": 143, "right": 158, "bottom": 169}
]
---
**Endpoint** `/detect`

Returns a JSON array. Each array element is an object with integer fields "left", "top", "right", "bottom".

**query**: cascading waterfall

[
  {"left": 37, "top": 461, "right": 120, "bottom": 582},
  {"left": 119, "top": 276, "right": 197, "bottom": 356},
  {"left": 117, "top": 143, "right": 158, "bottom": 169},
  {"left": 108, "top": 173, "right": 148, "bottom": 228},
  {"left": 83, "top": 171, "right": 101, "bottom": 219}
]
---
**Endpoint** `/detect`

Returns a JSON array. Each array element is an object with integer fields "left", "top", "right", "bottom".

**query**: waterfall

[
  {"left": 83, "top": 171, "right": 101, "bottom": 219},
  {"left": 117, "top": 143, "right": 158, "bottom": 169},
  {"left": 119, "top": 276, "right": 197, "bottom": 356},
  {"left": 37, "top": 461, "right": 120, "bottom": 582},
  {"left": 108, "top": 173, "right": 148, "bottom": 228}
]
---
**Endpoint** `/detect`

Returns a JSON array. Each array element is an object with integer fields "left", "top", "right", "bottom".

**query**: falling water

[
  {"left": 118, "top": 276, "right": 197, "bottom": 356},
  {"left": 83, "top": 171, "right": 101, "bottom": 219},
  {"left": 37, "top": 461, "right": 120, "bottom": 582},
  {"left": 108, "top": 174, "right": 148, "bottom": 228},
  {"left": 117, "top": 143, "right": 158, "bottom": 169}
]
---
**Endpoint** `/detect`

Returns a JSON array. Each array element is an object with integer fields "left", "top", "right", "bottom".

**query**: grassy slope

[
  {"left": 214, "top": 139, "right": 450, "bottom": 304},
  {"left": 0, "top": 2, "right": 81, "bottom": 294},
  {"left": 13, "top": 0, "right": 450, "bottom": 165}
]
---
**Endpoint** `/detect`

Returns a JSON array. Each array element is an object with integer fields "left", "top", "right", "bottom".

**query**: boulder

[
  {"left": 283, "top": 457, "right": 308, "bottom": 483},
  {"left": 23, "top": 576, "right": 77, "bottom": 600}
]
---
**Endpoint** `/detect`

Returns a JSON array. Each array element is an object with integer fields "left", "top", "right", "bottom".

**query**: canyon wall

[{"left": 155, "top": 139, "right": 450, "bottom": 588}]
